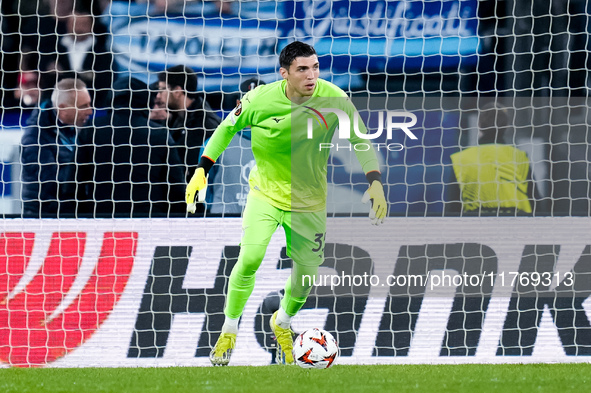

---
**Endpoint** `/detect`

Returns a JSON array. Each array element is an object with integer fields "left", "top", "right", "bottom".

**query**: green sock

[
  {"left": 280, "top": 282, "right": 308, "bottom": 317},
  {"left": 280, "top": 262, "right": 319, "bottom": 316}
]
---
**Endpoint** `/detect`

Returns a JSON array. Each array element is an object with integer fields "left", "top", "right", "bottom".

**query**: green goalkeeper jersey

[{"left": 202, "top": 78, "right": 380, "bottom": 212}]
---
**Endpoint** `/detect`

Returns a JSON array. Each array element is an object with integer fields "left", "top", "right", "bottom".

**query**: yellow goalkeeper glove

[
  {"left": 186, "top": 167, "right": 208, "bottom": 214},
  {"left": 361, "top": 180, "right": 387, "bottom": 225}
]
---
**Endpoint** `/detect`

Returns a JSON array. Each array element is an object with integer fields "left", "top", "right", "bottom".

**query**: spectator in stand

[
  {"left": 14, "top": 65, "right": 40, "bottom": 107},
  {"left": 213, "top": 1, "right": 234, "bottom": 14},
  {"left": 75, "top": 77, "right": 186, "bottom": 217},
  {"left": 156, "top": 65, "right": 221, "bottom": 181},
  {"left": 58, "top": 8, "right": 117, "bottom": 108},
  {"left": 446, "top": 103, "right": 538, "bottom": 216},
  {"left": 150, "top": 97, "right": 170, "bottom": 125},
  {"left": 41, "top": 4, "right": 118, "bottom": 108},
  {"left": 137, "top": 0, "right": 186, "bottom": 14},
  {"left": 149, "top": 81, "right": 170, "bottom": 126},
  {"left": 20, "top": 78, "right": 92, "bottom": 217},
  {"left": 3, "top": 0, "right": 65, "bottom": 107},
  {"left": 134, "top": 0, "right": 234, "bottom": 15}
]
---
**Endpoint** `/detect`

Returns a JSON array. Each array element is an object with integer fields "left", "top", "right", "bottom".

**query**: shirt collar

[{"left": 61, "top": 34, "right": 94, "bottom": 50}]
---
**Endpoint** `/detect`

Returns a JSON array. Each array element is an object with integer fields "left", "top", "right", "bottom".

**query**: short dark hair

[
  {"left": 158, "top": 65, "right": 198, "bottom": 99},
  {"left": 240, "top": 77, "right": 265, "bottom": 93},
  {"left": 279, "top": 41, "right": 317, "bottom": 69}
]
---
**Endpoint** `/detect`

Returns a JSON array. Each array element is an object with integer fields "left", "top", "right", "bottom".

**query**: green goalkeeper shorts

[{"left": 241, "top": 193, "right": 326, "bottom": 267}]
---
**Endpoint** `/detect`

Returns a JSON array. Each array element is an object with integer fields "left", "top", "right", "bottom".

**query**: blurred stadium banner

[
  {"left": 1, "top": 218, "right": 590, "bottom": 367},
  {"left": 108, "top": 0, "right": 479, "bottom": 92}
]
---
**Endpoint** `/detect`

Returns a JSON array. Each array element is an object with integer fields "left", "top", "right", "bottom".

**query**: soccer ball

[{"left": 292, "top": 328, "right": 339, "bottom": 369}]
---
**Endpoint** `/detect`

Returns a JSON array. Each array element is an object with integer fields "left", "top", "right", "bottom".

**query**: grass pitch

[{"left": 1, "top": 364, "right": 589, "bottom": 393}]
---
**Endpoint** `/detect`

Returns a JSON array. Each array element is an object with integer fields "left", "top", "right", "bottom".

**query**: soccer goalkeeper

[{"left": 186, "top": 41, "right": 387, "bottom": 366}]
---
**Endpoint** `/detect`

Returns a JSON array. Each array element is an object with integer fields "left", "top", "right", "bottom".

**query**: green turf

[{"left": 1, "top": 364, "right": 589, "bottom": 393}]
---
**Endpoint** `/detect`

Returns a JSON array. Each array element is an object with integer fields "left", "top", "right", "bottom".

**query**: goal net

[{"left": 0, "top": 0, "right": 590, "bottom": 367}]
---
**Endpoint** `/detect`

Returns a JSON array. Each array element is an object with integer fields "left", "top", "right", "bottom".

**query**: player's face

[
  {"left": 281, "top": 55, "right": 319, "bottom": 101},
  {"left": 57, "top": 89, "right": 92, "bottom": 127}
]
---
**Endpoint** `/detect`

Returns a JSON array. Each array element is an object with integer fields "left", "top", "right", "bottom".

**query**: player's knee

[
  {"left": 229, "top": 269, "right": 255, "bottom": 288},
  {"left": 235, "top": 245, "right": 266, "bottom": 276}
]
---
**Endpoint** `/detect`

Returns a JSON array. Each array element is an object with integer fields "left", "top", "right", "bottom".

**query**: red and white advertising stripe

[{"left": 0, "top": 218, "right": 589, "bottom": 367}]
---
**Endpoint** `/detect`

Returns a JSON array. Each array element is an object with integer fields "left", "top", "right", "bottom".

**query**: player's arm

[
  {"left": 343, "top": 100, "right": 387, "bottom": 225},
  {"left": 186, "top": 92, "right": 254, "bottom": 213}
]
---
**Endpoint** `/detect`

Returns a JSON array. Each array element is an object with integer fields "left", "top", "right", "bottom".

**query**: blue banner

[
  {"left": 287, "top": 0, "right": 479, "bottom": 72},
  {"left": 109, "top": 1, "right": 285, "bottom": 91},
  {"left": 108, "top": 0, "right": 479, "bottom": 92}
]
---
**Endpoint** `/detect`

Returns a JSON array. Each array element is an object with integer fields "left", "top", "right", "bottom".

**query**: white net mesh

[
  {"left": 0, "top": 0, "right": 589, "bottom": 367},
  {"left": 0, "top": 0, "right": 588, "bottom": 218}
]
